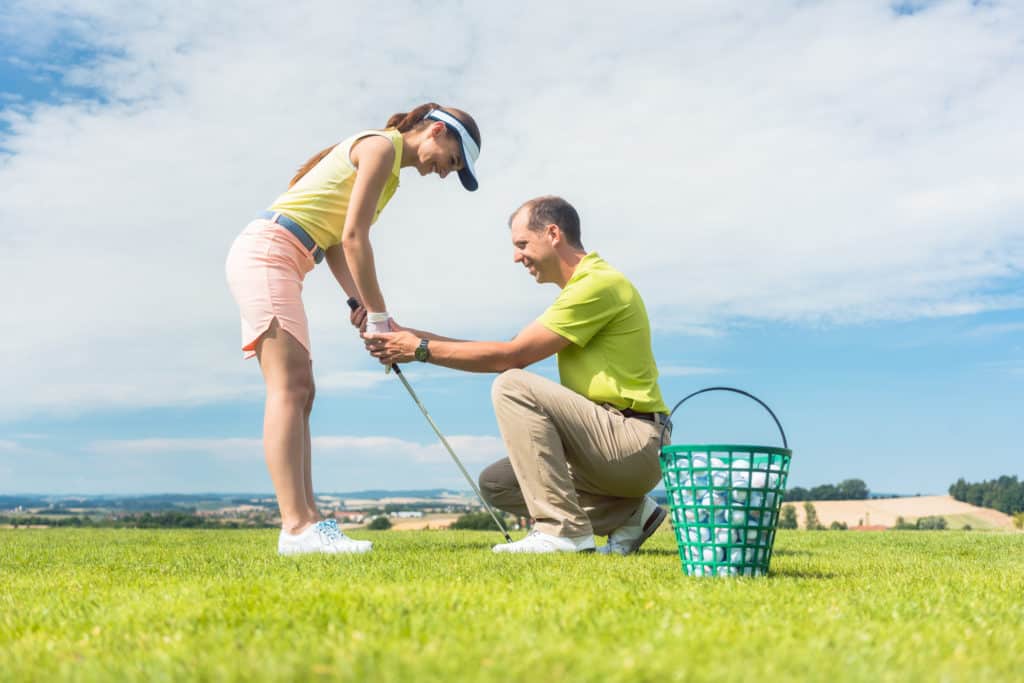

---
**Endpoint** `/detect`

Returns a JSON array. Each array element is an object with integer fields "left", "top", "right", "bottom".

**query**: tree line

[
  {"left": 783, "top": 479, "right": 869, "bottom": 501},
  {"left": 948, "top": 475, "right": 1024, "bottom": 515}
]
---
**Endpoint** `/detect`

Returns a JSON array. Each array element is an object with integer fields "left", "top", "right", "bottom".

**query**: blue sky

[{"left": 1, "top": 1, "right": 1021, "bottom": 496}]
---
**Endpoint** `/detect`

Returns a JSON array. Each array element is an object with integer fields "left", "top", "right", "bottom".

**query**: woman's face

[{"left": 417, "top": 122, "right": 464, "bottom": 179}]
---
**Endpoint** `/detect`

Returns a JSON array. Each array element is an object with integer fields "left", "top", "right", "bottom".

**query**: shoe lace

[{"left": 317, "top": 519, "right": 345, "bottom": 544}]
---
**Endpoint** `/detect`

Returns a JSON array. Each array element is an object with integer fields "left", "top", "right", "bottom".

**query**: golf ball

[
  {"left": 715, "top": 528, "right": 732, "bottom": 544},
  {"left": 698, "top": 491, "right": 727, "bottom": 508},
  {"left": 730, "top": 510, "right": 747, "bottom": 526},
  {"left": 702, "top": 546, "right": 726, "bottom": 562},
  {"left": 717, "top": 566, "right": 739, "bottom": 577},
  {"left": 685, "top": 509, "right": 710, "bottom": 524}
]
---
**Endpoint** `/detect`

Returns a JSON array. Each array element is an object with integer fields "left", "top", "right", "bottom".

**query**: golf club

[{"left": 348, "top": 298, "right": 513, "bottom": 543}]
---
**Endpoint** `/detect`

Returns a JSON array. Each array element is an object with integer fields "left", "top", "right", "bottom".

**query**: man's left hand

[{"left": 362, "top": 330, "right": 420, "bottom": 365}]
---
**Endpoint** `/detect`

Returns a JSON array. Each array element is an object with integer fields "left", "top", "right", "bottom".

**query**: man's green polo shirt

[{"left": 537, "top": 252, "right": 668, "bottom": 414}]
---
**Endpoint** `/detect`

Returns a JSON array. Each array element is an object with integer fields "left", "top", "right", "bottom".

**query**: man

[{"left": 364, "top": 196, "right": 671, "bottom": 554}]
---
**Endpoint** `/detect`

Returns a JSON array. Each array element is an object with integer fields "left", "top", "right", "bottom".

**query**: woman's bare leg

[
  {"left": 302, "top": 365, "right": 319, "bottom": 520},
  {"left": 255, "top": 319, "right": 319, "bottom": 535}
]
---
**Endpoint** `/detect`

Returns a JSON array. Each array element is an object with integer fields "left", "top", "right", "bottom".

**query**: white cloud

[
  {"left": 67, "top": 433, "right": 507, "bottom": 493},
  {"left": 1, "top": 1, "right": 1023, "bottom": 419},
  {"left": 314, "top": 434, "right": 504, "bottom": 464},
  {"left": 87, "top": 433, "right": 505, "bottom": 465}
]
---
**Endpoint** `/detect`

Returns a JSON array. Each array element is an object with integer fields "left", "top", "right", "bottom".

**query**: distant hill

[
  {"left": 323, "top": 489, "right": 465, "bottom": 500},
  {"left": 0, "top": 490, "right": 473, "bottom": 513},
  {"left": 788, "top": 495, "right": 1016, "bottom": 530}
]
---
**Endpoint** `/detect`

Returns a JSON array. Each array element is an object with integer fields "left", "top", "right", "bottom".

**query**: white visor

[{"left": 425, "top": 109, "right": 480, "bottom": 191}]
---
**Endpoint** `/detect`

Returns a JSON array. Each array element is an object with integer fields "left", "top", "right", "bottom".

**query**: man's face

[{"left": 510, "top": 209, "right": 556, "bottom": 284}]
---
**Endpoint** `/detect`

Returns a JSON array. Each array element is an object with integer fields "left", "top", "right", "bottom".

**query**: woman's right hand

[{"left": 349, "top": 301, "right": 367, "bottom": 332}]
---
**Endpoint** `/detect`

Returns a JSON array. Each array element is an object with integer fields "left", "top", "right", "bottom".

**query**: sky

[{"left": 0, "top": 1, "right": 1021, "bottom": 496}]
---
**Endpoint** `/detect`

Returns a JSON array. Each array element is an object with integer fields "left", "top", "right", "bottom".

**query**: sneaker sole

[{"left": 625, "top": 504, "right": 668, "bottom": 555}]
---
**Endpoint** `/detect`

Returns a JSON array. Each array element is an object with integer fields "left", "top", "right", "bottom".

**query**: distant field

[
  {"left": 789, "top": 495, "right": 1017, "bottom": 529},
  {"left": 2, "top": 528, "right": 1023, "bottom": 682}
]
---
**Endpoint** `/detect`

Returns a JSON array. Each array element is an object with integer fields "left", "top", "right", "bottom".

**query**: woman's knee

[
  {"left": 269, "top": 367, "right": 314, "bottom": 408},
  {"left": 305, "top": 380, "right": 316, "bottom": 416}
]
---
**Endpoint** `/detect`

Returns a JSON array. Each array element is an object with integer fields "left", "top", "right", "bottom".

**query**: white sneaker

[
  {"left": 278, "top": 519, "right": 372, "bottom": 556},
  {"left": 597, "top": 496, "right": 667, "bottom": 556},
  {"left": 491, "top": 529, "right": 596, "bottom": 554}
]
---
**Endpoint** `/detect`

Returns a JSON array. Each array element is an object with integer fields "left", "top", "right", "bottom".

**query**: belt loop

[{"left": 602, "top": 403, "right": 623, "bottom": 417}]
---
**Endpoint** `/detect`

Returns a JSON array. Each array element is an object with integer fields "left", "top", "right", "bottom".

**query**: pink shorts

[{"left": 225, "top": 219, "right": 316, "bottom": 359}]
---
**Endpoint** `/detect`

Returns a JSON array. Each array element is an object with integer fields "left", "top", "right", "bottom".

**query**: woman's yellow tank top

[{"left": 267, "top": 128, "right": 403, "bottom": 249}]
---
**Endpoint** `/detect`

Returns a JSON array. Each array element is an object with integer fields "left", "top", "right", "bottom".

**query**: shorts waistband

[{"left": 260, "top": 211, "right": 324, "bottom": 263}]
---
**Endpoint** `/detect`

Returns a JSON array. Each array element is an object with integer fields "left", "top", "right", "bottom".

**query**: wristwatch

[{"left": 414, "top": 338, "right": 431, "bottom": 362}]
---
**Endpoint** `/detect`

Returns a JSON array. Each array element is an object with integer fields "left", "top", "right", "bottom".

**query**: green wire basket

[{"left": 659, "top": 387, "right": 792, "bottom": 578}]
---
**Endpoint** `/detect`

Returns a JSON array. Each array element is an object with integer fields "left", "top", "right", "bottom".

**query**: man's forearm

[
  {"left": 402, "top": 327, "right": 464, "bottom": 344},
  {"left": 426, "top": 339, "right": 523, "bottom": 373}
]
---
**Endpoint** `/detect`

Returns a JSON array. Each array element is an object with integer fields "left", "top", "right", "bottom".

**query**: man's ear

[{"left": 546, "top": 224, "right": 561, "bottom": 245}]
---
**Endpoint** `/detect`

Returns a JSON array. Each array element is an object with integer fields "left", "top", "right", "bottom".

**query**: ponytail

[
  {"left": 288, "top": 102, "right": 479, "bottom": 187},
  {"left": 385, "top": 102, "right": 441, "bottom": 132},
  {"left": 288, "top": 143, "right": 337, "bottom": 188}
]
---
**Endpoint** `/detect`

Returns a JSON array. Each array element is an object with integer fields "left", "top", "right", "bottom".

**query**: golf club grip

[
  {"left": 349, "top": 296, "right": 508, "bottom": 539},
  {"left": 661, "top": 386, "right": 788, "bottom": 449},
  {"left": 347, "top": 297, "right": 398, "bottom": 372}
]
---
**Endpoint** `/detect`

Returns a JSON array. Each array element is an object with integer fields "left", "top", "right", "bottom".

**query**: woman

[{"left": 226, "top": 103, "right": 482, "bottom": 555}]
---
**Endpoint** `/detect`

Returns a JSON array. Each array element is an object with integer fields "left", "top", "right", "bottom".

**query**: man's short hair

[{"left": 510, "top": 196, "right": 584, "bottom": 250}]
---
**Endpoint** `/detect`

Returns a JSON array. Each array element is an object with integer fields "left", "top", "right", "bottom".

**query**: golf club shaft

[{"left": 348, "top": 298, "right": 513, "bottom": 542}]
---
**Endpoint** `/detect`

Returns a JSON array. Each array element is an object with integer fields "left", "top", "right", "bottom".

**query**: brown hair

[
  {"left": 288, "top": 103, "right": 482, "bottom": 187},
  {"left": 511, "top": 196, "right": 584, "bottom": 250}
]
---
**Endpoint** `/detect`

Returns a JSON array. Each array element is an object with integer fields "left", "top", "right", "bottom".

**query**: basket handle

[{"left": 661, "top": 386, "right": 788, "bottom": 449}]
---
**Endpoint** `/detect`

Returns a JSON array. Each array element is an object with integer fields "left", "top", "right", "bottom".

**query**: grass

[
  {"left": 2, "top": 528, "right": 1023, "bottom": 682},
  {"left": 941, "top": 513, "right": 1002, "bottom": 530}
]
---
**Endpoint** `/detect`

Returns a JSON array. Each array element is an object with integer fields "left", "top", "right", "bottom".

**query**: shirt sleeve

[{"left": 537, "top": 272, "right": 626, "bottom": 347}]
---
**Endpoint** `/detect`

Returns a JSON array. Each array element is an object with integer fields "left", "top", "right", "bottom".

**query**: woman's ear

[{"left": 429, "top": 121, "right": 446, "bottom": 139}]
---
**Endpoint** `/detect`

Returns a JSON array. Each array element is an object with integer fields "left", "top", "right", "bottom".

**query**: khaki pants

[{"left": 480, "top": 369, "right": 669, "bottom": 537}]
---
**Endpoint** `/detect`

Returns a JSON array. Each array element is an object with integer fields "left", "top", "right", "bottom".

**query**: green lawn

[{"left": 2, "top": 528, "right": 1023, "bottom": 682}]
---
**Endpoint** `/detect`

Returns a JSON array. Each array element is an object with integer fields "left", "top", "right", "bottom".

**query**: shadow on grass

[{"left": 772, "top": 548, "right": 813, "bottom": 557}]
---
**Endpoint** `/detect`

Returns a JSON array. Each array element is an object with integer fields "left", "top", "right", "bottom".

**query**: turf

[{"left": 1, "top": 528, "right": 1023, "bottom": 682}]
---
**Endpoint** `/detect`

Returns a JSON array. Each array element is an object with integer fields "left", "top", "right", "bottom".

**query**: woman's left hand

[{"left": 362, "top": 330, "right": 420, "bottom": 365}]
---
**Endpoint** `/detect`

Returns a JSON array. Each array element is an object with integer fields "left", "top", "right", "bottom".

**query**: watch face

[{"left": 415, "top": 340, "right": 429, "bottom": 362}]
